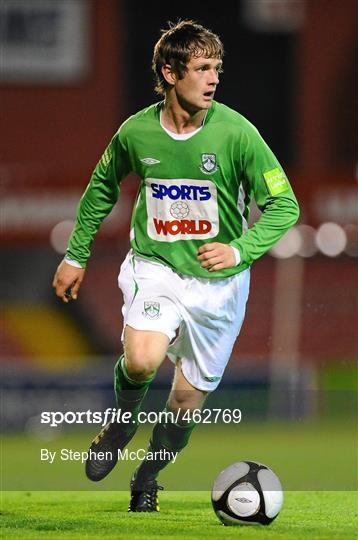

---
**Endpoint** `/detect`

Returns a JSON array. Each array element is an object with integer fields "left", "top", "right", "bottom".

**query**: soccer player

[{"left": 52, "top": 20, "right": 299, "bottom": 512}]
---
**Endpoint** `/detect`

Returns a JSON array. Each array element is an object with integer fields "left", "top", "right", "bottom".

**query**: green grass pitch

[
  {"left": 2, "top": 422, "right": 357, "bottom": 538},
  {"left": 2, "top": 491, "right": 357, "bottom": 539}
]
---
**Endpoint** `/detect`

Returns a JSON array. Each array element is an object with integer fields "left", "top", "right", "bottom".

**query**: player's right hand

[{"left": 52, "top": 260, "right": 85, "bottom": 303}]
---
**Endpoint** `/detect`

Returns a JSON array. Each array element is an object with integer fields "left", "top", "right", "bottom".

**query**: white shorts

[{"left": 117, "top": 250, "right": 250, "bottom": 392}]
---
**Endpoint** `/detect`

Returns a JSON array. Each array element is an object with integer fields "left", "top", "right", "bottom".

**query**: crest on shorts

[
  {"left": 143, "top": 301, "right": 161, "bottom": 319},
  {"left": 200, "top": 153, "right": 218, "bottom": 174}
]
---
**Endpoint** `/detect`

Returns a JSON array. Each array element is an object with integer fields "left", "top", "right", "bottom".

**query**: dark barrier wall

[{"left": 1, "top": 0, "right": 126, "bottom": 190}]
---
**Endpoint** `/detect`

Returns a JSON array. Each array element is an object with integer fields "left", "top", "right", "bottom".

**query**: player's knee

[
  {"left": 168, "top": 387, "right": 209, "bottom": 417},
  {"left": 169, "top": 390, "right": 188, "bottom": 410},
  {"left": 168, "top": 392, "right": 198, "bottom": 414},
  {"left": 125, "top": 353, "right": 157, "bottom": 382}
]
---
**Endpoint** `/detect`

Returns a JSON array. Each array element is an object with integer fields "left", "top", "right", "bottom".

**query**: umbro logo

[
  {"left": 235, "top": 497, "right": 253, "bottom": 504},
  {"left": 204, "top": 375, "right": 221, "bottom": 382},
  {"left": 140, "top": 157, "right": 160, "bottom": 165}
]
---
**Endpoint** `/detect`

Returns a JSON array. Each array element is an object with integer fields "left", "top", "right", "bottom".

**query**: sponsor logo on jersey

[
  {"left": 153, "top": 219, "right": 212, "bottom": 236},
  {"left": 151, "top": 183, "right": 211, "bottom": 201},
  {"left": 145, "top": 178, "right": 219, "bottom": 242},
  {"left": 200, "top": 153, "right": 218, "bottom": 174},
  {"left": 170, "top": 201, "right": 190, "bottom": 219},
  {"left": 140, "top": 157, "right": 161, "bottom": 165},
  {"left": 142, "top": 301, "right": 161, "bottom": 319},
  {"left": 263, "top": 167, "right": 289, "bottom": 196}
]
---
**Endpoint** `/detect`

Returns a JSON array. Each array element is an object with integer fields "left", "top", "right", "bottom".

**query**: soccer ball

[
  {"left": 211, "top": 461, "right": 283, "bottom": 526},
  {"left": 170, "top": 201, "right": 190, "bottom": 219}
]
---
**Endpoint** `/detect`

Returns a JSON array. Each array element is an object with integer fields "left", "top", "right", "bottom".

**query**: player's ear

[{"left": 161, "top": 64, "right": 176, "bottom": 86}]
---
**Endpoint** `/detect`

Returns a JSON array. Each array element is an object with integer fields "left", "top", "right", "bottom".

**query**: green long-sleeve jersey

[{"left": 67, "top": 101, "right": 299, "bottom": 278}]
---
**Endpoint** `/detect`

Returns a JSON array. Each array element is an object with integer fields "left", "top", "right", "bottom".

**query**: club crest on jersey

[
  {"left": 143, "top": 301, "right": 161, "bottom": 319},
  {"left": 200, "top": 153, "right": 218, "bottom": 174}
]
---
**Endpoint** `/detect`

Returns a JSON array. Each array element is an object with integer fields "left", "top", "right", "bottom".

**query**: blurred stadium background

[{"left": 1, "top": 0, "right": 357, "bottom": 490}]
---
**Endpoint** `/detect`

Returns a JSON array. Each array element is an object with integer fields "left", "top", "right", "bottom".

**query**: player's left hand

[{"left": 197, "top": 242, "right": 236, "bottom": 272}]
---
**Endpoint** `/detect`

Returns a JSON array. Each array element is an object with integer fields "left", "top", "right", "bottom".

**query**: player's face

[{"left": 174, "top": 56, "right": 222, "bottom": 113}]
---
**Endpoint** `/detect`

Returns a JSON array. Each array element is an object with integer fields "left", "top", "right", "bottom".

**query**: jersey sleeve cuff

[
  {"left": 64, "top": 257, "right": 83, "bottom": 269},
  {"left": 231, "top": 247, "right": 241, "bottom": 266}
]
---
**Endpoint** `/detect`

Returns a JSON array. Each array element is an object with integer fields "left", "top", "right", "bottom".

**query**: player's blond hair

[{"left": 152, "top": 20, "right": 224, "bottom": 95}]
